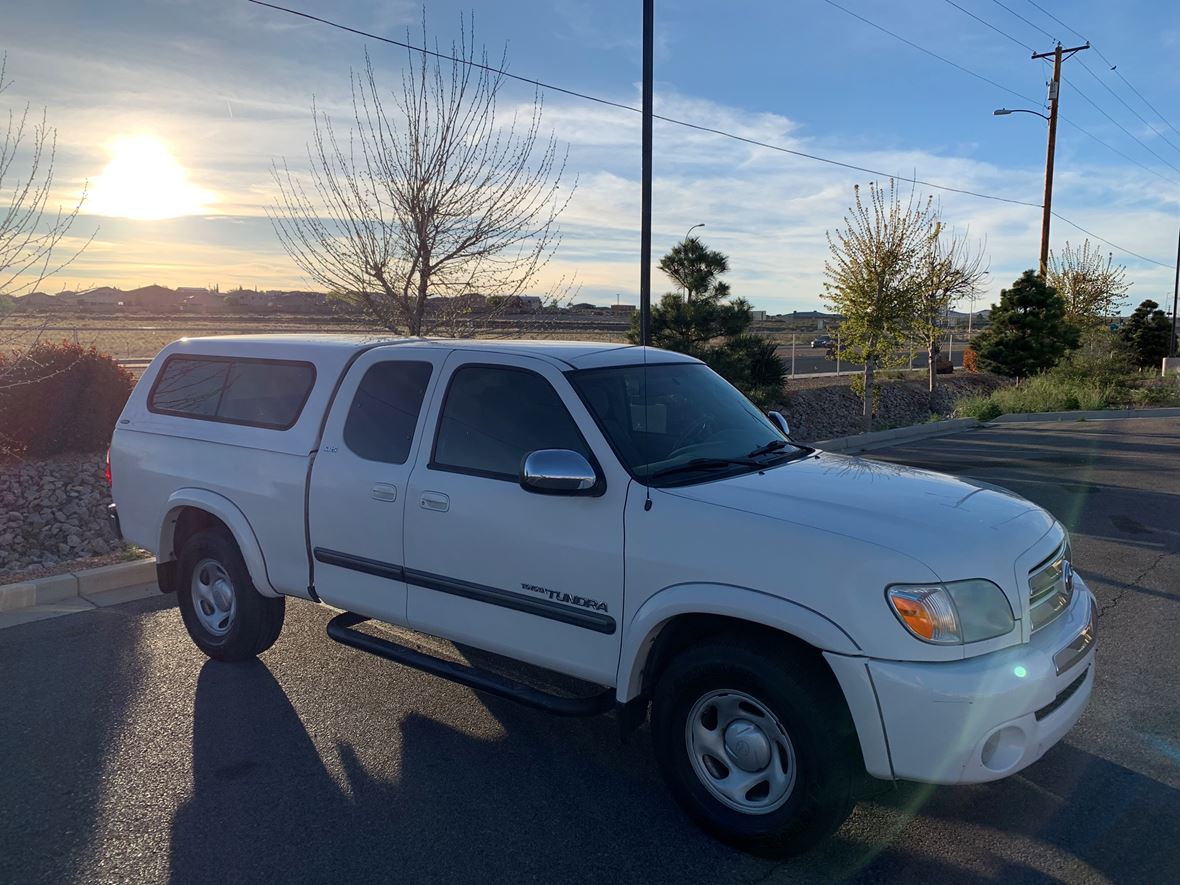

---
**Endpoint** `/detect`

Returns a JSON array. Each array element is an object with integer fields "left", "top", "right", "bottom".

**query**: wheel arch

[
  {"left": 157, "top": 489, "right": 279, "bottom": 597},
  {"left": 616, "top": 583, "right": 862, "bottom": 704}
]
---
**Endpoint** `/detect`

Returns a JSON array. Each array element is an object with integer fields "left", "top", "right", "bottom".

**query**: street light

[
  {"left": 684, "top": 222, "right": 705, "bottom": 243},
  {"left": 992, "top": 108, "right": 1049, "bottom": 120}
]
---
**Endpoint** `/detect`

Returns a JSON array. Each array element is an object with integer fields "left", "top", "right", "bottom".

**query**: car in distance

[
  {"left": 810, "top": 335, "right": 833, "bottom": 348},
  {"left": 108, "top": 336, "right": 1096, "bottom": 856}
]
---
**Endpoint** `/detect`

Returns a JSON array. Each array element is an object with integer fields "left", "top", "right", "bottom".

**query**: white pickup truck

[{"left": 109, "top": 335, "right": 1095, "bottom": 855}]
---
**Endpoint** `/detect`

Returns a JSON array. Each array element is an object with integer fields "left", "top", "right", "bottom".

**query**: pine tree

[
  {"left": 629, "top": 237, "right": 784, "bottom": 405},
  {"left": 1120, "top": 299, "right": 1174, "bottom": 369},
  {"left": 971, "top": 270, "right": 1079, "bottom": 378}
]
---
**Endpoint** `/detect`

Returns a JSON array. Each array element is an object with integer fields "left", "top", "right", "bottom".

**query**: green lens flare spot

[{"left": 1014, "top": 665, "right": 1028, "bottom": 678}]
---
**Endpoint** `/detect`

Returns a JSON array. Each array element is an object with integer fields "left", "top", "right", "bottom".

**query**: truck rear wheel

[
  {"left": 651, "top": 637, "right": 859, "bottom": 856},
  {"left": 177, "top": 528, "right": 284, "bottom": 661}
]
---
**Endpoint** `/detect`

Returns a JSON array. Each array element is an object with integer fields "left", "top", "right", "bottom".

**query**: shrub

[
  {"left": 962, "top": 346, "right": 978, "bottom": 373},
  {"left": 0, "top": 341, "right": 134, "bottom": 456},
  {"left": 955, "top": 395, "right": 1002, "bottom": 421}
]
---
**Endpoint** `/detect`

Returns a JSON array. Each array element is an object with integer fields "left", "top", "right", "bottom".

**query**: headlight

[{"left": 886, "top": 579, "right": 1015, "bottom": 644}]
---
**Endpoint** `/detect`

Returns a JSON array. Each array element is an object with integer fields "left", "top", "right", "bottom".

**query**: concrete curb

[
  {"left": 814, "top": 406, "right": 1180, "bottom": 453},
  {"left": 816, "top": 418, "right": 981, "bottom": 454},
  {"left": 987, "top": 406, "right": 1180, "bottom": 423},
  {"left": 0, "top": 557, "right": 158, "bottom": 627}
]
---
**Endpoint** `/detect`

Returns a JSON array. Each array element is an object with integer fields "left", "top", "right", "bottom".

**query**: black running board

[{"left": 326, "top": 612, "right": 616, "bottom": 717}]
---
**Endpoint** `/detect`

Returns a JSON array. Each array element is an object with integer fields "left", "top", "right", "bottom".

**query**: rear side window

[
  {"left": 149, "top": 356, "right": 315, "bottom": 429},
  {"left": 343, "top": 360, "right": 433, "bottom": 464},
  {"left": 432, "top": 365, "right": 589, "bottom": 479}
]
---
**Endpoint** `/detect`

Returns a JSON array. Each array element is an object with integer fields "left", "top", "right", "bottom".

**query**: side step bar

[{"left": 326, "top": 612, "right": 616, "bottom": 717}]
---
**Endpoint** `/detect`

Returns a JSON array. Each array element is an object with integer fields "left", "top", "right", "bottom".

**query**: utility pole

[
  {"left": 639, "top": 0, "right": 654, "bottom": 346},
  {"left": 1031, "top": 42, "right": 1089, "bottom": 277},
  {"left": 1171, "top": 224, "right": 1179, "bottom": 358}
]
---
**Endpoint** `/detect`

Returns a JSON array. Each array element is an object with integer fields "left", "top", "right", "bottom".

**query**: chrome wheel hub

[
  {"left": 192, "top": 559, "right": 236, "bottom": 637},
  {"left": 685, "top": 689, "right": 797, "bottom": 814}
]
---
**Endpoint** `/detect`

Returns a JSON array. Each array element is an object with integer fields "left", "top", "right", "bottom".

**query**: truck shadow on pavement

[{"left": 169, "top": 657, "right": 1180, "bottom": 885}]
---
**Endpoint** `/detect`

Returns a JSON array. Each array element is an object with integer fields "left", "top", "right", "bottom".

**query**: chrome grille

[{"left": 1029, "top": 540, "right": 1073, "bottom": 632}]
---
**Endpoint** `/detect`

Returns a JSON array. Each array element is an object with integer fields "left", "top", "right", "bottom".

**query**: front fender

[
  {"left": 158, "top": 488, "right": 279, "bottom": 597},
  {"left": 615, "top": 582, "right": 862, "bottom": 702}
]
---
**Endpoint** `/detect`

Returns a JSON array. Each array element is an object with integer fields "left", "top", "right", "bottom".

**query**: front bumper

[{"left": 827, "top": 576, "right": 1096, "bottom": 784}]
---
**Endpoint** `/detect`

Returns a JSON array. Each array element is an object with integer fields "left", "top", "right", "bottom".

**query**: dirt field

[{"left": 0, "top": 313, "right": 634, "bottom": 359}]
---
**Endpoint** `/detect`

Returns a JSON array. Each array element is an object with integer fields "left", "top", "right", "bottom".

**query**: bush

[
  {"left": 962, "top": 347, "right": 978, "bottom": 373},
  {"left": 953, "top": 374, "right": 1117, "bottom": 420},
  {"left": 0, "top": 341, "right": 134, "bottom": 456}
]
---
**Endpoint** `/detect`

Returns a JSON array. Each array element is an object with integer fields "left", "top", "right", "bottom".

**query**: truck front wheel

[
  {"left": 177, "top": 528, "right": 285, "bottom": 661},
  {"left": 651, "top": 637, "right": 859, "bottom": 856}
]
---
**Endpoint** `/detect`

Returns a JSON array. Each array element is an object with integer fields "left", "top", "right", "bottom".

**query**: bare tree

[
  {"left": 824, "top": 180, "right": 937, "bottom": 429},
  {"left": 0, "top": 53, "right": 87, "bottom": 298},
  {"left": 914, "top": 221, "right": 987, "bottom": 393},
  {"left": 271, "top": 19, "right": 572, "bottom": 337},
  {"left": 1047, "top": 240, "right": 1130, "bottom": 326},
  {"left": 1, "top": 51, "right": 90, "bottom": 407}
]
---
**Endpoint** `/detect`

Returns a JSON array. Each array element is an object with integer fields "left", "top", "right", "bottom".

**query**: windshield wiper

[
  {"left": 648, "top": 457, "right": 762, "bottom": 481},
  {"left": 747, "top": 439, "right": 789, "bottom": 459}
]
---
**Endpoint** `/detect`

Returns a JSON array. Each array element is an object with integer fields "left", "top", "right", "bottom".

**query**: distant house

[
  {"left": 271, "top": 290, "right": 332, "bottom": 313},
  {"left": 76, "top": 286, "right": 126, "bottom": 309},
  {"left": 13, "top": 291, "right": 56, "bottom": 309},
  {"left": 181, "top": 290, "right": 227, "bottom": 312},
  {"left": 226, "top": 289, "right": 273, "bottom": 310},
  {"left": 750, "top": 309, "right": 767, "bottom": 321},
  {"left": 125, "top": 284, "right": 178, "bottom": 311},
  {"left": 610, "top": 304, "right": 637, "bottom": 314}
]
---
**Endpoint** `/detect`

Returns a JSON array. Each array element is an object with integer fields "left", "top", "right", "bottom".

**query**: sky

[{"left": 3, "top": 0, "right": 1179, "bottom": 313}]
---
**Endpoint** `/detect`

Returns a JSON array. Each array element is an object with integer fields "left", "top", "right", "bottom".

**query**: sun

[{"left": 88, "top": 135, "right": 212, "bottom": 220}]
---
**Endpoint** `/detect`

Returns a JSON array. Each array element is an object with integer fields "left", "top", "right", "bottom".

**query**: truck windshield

[{"left": 569, "top": 362, "right": 806, "bottom": 485}]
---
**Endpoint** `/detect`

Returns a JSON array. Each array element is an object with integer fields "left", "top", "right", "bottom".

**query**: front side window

[
  {"left": 570, "top": 363, "right": 804, "bottom": 485},
  {"left": 343, "top": 360, "right": 433, "bottom": 464},
  {"left": 148, "top": 356, "right": 315, "bottom": 429},
  {"left": 432, "top": 365, "right": 589, "bottom": 479}
]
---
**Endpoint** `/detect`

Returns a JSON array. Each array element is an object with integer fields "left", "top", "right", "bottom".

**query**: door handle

[
  {"left": 370, "top": 482, "right": 398, "bottom": 502},
  {"left": 419, "top": 491, "right": 450, "bottom": 512}
]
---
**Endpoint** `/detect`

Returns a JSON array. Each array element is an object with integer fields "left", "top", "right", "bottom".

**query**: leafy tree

[
  {"left": 628, "top": 237, "right": 784, "bottom": 406},
  {"left": 824, "top": 180, "right": 937, "bottom": 427},
  {"left": 1047, "top": 240, "right": 1130, "bottom": 327},
  {"left": 1120, "top": 299, "right": 1174, "bottom": 369},
  {"left": 971, "top": 270, "right": 1079, "bottom": 378},
  {"left": 913, "top": 221, "right": 986, "bottom": 393}
]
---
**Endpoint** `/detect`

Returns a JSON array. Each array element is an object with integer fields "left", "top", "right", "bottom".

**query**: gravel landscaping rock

[
  {"left": 0, "top": 452, "right": 131, "bottom": 575},
  {"left": 775, "top": 372, "right": 1011, "bottom": 443}
]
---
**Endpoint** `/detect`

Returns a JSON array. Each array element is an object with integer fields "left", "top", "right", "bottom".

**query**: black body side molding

[{"left": 326, "top": 612, "right": 616, "bottom": 718}]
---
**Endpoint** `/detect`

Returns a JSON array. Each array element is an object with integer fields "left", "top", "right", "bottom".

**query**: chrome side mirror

[
  {"left": 767, "top": 410, "right": 791, "bottom": 439},
  {"left": 520, "top": 449, "right": 599, "bottom": 495}
]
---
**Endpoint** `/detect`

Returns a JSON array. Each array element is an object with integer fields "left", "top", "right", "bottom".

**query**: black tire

[
  {"left": 651, "top": 636, "right": 860, "bottom": 856},
  {"left": 177, "top": 528, "right": 285, "bottom": 662}
]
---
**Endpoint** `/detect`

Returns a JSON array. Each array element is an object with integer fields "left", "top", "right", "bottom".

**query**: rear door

[{"left": 308, "top": 346, "right": 446, "bottom": 624}]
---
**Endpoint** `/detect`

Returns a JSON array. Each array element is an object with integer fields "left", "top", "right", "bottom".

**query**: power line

[
  {"left": 243, "top": 0, "right": 1171, "bottom": 268},
  {"left": 988, "top": 0, "right": 1057, "bottom": 44},
  {"left": 940, "top": 0, "right": 1180, "bottom": 180},
  {"left": 1062, "top": 74, "right": 1180, "bottom": 177},
  {"left": 1051, "top": 212, "right": 1172, "bottom": 268},
  {"left": 1019, "top": 0, "right": 1180, "bottom": 144},
  {"left": 825, "top": 0, "right": 1180, "bottom": 188},
  {"left": 942, "top": 0, "right": 1033, "bottom": 52},
  {"left": 246, "top": 0, "right": 1038, "bottom": 207},
  {"left": 1075, "top": 58, "right": 1180, "bottom": 158},
  {"left": 820, "top": 0, "right": 1040, "bottom": 107}
]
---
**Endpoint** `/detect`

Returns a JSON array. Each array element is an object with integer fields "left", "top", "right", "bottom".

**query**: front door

[
  {"left": 404, "top": 353, "right": 628, "bottom": 686},
  {"left": 308, "top": 346, "right": 445, "bottom": 625}
]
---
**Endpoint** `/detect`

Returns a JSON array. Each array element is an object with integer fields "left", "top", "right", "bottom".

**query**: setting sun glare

[{"left": 88, "top": 135, "right": 211, "bottom": 220}]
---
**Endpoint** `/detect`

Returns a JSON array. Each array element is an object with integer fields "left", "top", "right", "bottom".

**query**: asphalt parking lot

[{"left": 1, "top": 417, "right": 1176, "bottom": 885}]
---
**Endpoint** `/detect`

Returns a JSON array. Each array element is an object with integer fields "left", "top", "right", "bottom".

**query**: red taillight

[{"left": 105, "top": 447, "right": 112, "bottom": 486}]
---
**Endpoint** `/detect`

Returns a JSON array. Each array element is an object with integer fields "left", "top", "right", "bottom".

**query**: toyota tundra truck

[{"left": 108, "top": 335, "right": 1096, "bottom": 855}]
